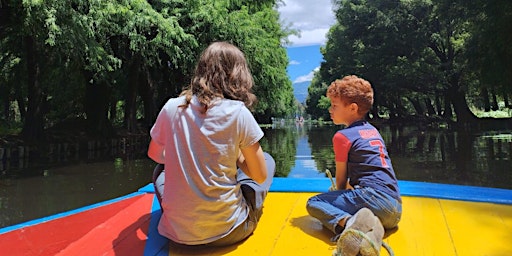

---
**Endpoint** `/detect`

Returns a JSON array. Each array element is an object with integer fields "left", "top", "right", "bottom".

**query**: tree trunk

[
  {"left": 21, "top": 35, "right": 45, "bottom": 141},
  {"left": 85, "top": 83, "right": 113, "bottom": 138},
  {"left": 481, "top": 87, "right": 491, "bottom": 112},
  {"left": 490, "top": 88, "right": 499, "bottom": 111},
  {"left": 84, "top": 76, "right": 113, "bottom": 137},
  {"left": 407, "top": 96, "right": 424, "bottom": 116},
  {"left": 442, "top": 91, "right": 453, "bottom": 119},
  {"left": 14, "top": 83, "right": 26, "bottom": 120},
  {"left": 435, "top": 91, "right": 443, "bottom": 116},
  {"left": 124, "top": 56, "right": 141, "bottom": 132},
  {"left": 138, "top": 68, "right": 152, "bottom": 129},
  {"left": 424, "top": 97, "right": 436, "bottom": 116},
  {"left": 1, "top": 98, "right": 8, "bottom": 121},
  {"left": 109, "top": 98, "right": 117, "bottom": 125},
  {"left": 446, "top": 84, "right": 476, "bottom": 125}
]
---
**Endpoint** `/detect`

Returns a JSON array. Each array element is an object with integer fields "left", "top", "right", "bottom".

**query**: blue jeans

[
  {"left": 152, "top": 152, "right": 276, "bottom": 246},
  {"left": 306, "top": 186, "right": 401, "bottom": 236}
]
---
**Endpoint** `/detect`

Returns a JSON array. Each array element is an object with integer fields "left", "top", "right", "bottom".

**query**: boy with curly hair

[{"left": 306, "top": 75, "right": 402, "bottom": 255}]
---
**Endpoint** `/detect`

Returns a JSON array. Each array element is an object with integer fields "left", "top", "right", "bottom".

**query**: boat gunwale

[
  {"left": 1, "top": 178, "right": 511, "bottom": 235},
  {"left": 0, "top": 190, "right": 146, "bottom": 235},
  {"left": 138, "top": 178, "right": 512, "bottom": 205},
  {"left": 271, "top": 178, "right": 512, "bottom": 205}
]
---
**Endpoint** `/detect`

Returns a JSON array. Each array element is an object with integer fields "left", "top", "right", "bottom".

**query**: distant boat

[{"left": 1, "top": 178, "right": 511, "bottom": 255}]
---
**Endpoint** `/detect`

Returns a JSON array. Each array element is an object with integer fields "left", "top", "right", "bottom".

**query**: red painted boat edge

[
  {"left": 55, "top": 193, "right": 154, "bottom": 256},
  {"left": 0, "top": 189, "right": 153, "bottom": 256},
  {"left": 0, "top": 191, "right": 146, "bottom": 235}
]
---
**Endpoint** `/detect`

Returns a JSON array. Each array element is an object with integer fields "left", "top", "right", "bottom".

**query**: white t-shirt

[{"left": 150, "top": 95, "right": 264, "bottom": 245}]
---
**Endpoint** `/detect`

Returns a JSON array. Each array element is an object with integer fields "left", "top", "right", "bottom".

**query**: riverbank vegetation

[
  {"left": 306, "top": 0, "right": 511, "bottom": 130},
  {"left": 0, "top": 0, "right": 295, "bottom": 143},
  {"left": 1, "top": 0, "right": 511, "bottom": 148}
]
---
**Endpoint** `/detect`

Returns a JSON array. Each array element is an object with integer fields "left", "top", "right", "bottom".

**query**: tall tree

[
  {"left": 464, "top": 0, "right": 512, "bottom": 109},
  {"left": 308, "top": 0, "right": 434, "bottom": 120},
  {"left": 308, "top": 0, "right": 485, "bottom": 125},
  {"left": 0, "top": 0, "right": 294, "bottom": 140}
]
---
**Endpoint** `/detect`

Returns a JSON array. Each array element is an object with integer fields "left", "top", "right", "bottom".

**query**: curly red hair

[{"left": 327, "top": 75, "right": 374, "bottom": 115}]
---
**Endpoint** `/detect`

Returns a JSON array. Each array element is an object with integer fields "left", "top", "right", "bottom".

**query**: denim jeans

[
  {"left": 152, "top": 152, "right": 276, "bottom": 246},
  {"left": 306, "top": 186, "right": 402, "bottom": 236}
]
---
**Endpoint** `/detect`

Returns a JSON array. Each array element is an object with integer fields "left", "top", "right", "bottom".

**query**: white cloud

[
  {"left": 287, "top": 28, "right": 331, "bottom": 47},
  {"left": 289, "top": 60, "right": 301, "bottom": 65},
  {"left": 278, "top": 0, "right": 336, "bottom": 46},
  {"left": 293, "top": 66, "right": 320, "bottom": 83}
]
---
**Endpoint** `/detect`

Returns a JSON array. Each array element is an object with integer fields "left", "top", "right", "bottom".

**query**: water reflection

[
  {"left": 0, "top": 159, "right": 154, "bottom": 228},
  {"left": 261, "top": 122, "right": 338, "bottom": 178},
  {"left": 263, "top": 123, "right": 512, "bottom": 189}
]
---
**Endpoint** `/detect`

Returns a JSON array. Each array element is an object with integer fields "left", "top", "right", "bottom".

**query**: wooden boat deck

[
  {"left": 155, "top": 178, "right": 512, "bottom": 256},
  {"left": 166, "top": 192, "right": 512, "bottom": 256},
  {"left": 1, "top": 178, "right": 511, "bottom": 255}
]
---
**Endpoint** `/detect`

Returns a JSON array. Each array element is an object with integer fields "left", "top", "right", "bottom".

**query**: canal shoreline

[{"left": 0, "top": 130, "right": 150, "bottom": 175}]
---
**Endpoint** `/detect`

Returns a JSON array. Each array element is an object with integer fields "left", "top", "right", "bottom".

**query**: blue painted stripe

[
  {"left": 138, "top": 183, "right": 155, "bottom": 193},
  {"left": 269, "top": 178, "right": 512, "bottom": 205},
  {"left": 397, "top": 180, "right": 512, "bottom": 205},
  {"left": 137, "top": 178, "right": 512, "bottom": 205},
  {"left": 143, "top": 193, "right": 169, "bottom": 256}
]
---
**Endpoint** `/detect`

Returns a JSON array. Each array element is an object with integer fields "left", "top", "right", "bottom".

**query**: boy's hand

[{"left": 326, "top": 169, "right": 337, "bottom": 191}]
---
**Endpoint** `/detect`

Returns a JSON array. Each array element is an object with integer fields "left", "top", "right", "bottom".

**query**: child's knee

[{"left": 305, "top": 196, "right": 320, "bottom": 215}]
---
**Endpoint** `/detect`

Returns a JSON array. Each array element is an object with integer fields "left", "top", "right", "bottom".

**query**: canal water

[{"left": 1, "top": 123, "right": 511, "bottom": 228}]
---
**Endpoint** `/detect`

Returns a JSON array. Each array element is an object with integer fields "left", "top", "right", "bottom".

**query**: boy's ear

[{"left": 350, "top": 102, "right": 359, "bottom": 112}]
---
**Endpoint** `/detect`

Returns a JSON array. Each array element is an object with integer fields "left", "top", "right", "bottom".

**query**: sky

[
  {"left": 277, "top": 0, "right": 336, "bottom": 47},
  {"left": 277, "top": 0, "right": 336, "bottom": 84}
]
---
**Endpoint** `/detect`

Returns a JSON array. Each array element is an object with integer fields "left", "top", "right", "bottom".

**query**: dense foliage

[
  {"left": 306, "top": 0, "right": 512, "bottom": 127},
  {"left": 0, "top": 0, "right": 295, "bottom": 141}
]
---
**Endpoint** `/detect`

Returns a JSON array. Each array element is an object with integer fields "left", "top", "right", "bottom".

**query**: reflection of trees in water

[
  {"left": 307, "top": 126, "right": 338, "bottom": 176},
  {"left": 260, "top": 127, "right": 297, "bottom": 177},
  {"left": 262, "top": 124, "right": 338, "bottom": 177},
  {"left": 263, "top": 123, "right": 511, "bottom": 189},
  {"left": 382, "top": 124, "right": 511, "bottom": 189}
]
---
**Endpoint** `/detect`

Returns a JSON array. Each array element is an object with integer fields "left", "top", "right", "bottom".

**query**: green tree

[
  {"left": 464, "top": 0, "right": 512, "bottom": 110},
  {"left": 83, "top": 0, "right": 198, "bottom": 134},
  {"left": 307, "top": 0, "right": 500, "bottom": 126},
  {"left": 206, "top": 2, "right": 295, "bottom": 123},
  {"left": 0, "top": 0, "right": 294, "bottom": 141},
  {"left": 8, "top": 0, "right": 80, "bottom": 140},
  {"left": 308, "top": 0, "right": 434, "bottom": 120}
]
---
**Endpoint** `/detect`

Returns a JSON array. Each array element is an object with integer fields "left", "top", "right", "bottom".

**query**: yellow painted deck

[{"left": 169, "top": 192, "right": 512, "bottom": 256}]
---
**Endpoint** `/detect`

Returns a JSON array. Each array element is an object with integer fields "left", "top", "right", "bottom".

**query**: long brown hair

[{"left": 181, "top": 42, "right": 257, "bottom": 110}]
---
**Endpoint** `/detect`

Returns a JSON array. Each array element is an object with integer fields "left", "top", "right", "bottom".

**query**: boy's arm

[{"left": 335, "top": 161, "right": 348, "bottom": 190}]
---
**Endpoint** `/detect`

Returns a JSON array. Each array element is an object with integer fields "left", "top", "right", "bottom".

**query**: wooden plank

[
  {"left": 167, "top": 193, "right": 305, "bottom": 256},
  {"left": 386, "top": 196, "right": 457, "bottom": 256},
  {"left": 271, "top": 193, "right": 334, "bottom": 255},
  {"left": 441, "top": 199, "right": 512, "bottom": 256},
  {"left": 162, "top": 193, "right": 512, "bottom": 256}
]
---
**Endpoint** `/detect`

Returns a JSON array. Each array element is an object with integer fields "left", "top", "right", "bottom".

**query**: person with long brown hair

[{"left": 148, "top": 41, "right": 275, "bottom": 246}]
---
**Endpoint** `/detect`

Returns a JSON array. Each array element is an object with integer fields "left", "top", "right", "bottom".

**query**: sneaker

[{"left": 332, "top": 208, "right": 384, "bottom": 256}]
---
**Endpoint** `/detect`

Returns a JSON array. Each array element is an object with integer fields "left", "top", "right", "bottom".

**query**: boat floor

[
  {"left": 165, "top": 192, "right": 512, "bottom": 256},
  {"left": 1, "top": 179, "right": 512, "bottom": 255}
]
